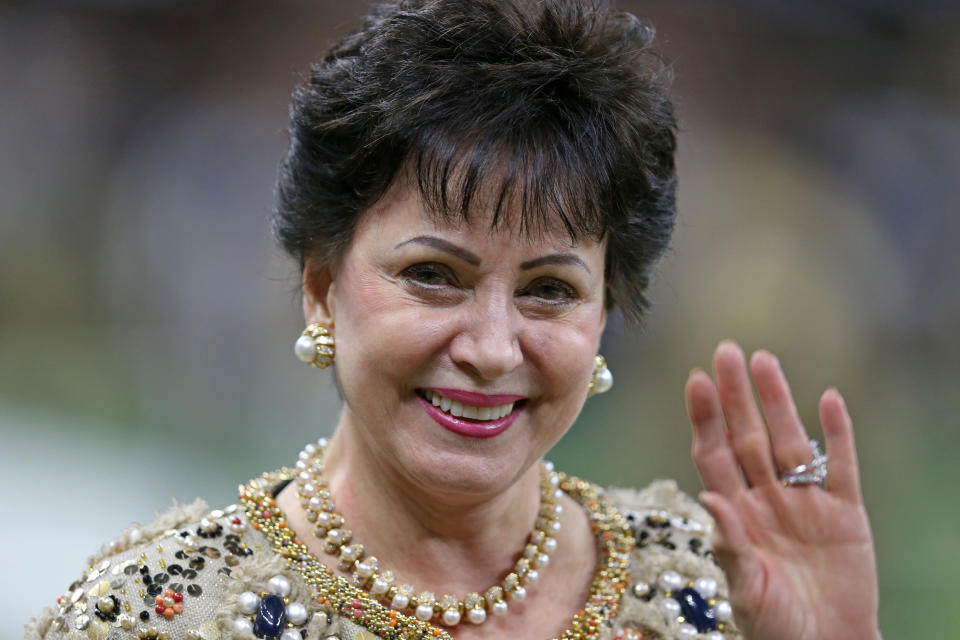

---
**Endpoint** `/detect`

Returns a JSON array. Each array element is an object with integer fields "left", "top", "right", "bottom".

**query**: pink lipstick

[{"left": 416, "top": 390, "right": 524, "bottom": 439}]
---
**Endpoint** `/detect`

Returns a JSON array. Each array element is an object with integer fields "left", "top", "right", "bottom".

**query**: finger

[
  {"left": 820, "top": 388, "right": 863, "bottom": 502},
  {"left": 700, "top": 491, "right": 766, "bottom": 616},
  {"left": 749, "top": 350, "right": 813, "bottom": 473},
  {"left": 713, "top": 341, "right": 777, "bottom": 486},
  {"left": 686, "top": 369, "right": 744, "bottom": 496}
]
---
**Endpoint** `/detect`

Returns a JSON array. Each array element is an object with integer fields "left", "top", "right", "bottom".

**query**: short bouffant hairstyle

[{"left": 273, "top": 0, "right": 677, "bottom": 322}]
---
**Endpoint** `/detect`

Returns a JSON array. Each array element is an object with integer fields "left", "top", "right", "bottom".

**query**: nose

[{"left": 448, "top": 294, "right": 523, "bottom": 381}]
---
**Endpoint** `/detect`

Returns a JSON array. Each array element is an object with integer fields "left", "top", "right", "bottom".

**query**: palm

[{"left": 685, "top": 342, "right": 879, "bottom": 640}]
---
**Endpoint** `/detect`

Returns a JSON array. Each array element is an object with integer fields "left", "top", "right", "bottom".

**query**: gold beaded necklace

[
  {"left": 295, "top": 439, "right": 562, "bottom": 627},
  {"left": 239, "top": 461, "right": 634, "bottom": 640}
]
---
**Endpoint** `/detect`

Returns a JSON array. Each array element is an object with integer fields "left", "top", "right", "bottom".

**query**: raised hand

[{"left": 685, "top": 341, "right": 880, "bottom": 640}]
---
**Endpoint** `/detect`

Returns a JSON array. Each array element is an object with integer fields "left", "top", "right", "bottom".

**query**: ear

[{"left": 302, "top": 256, "right": 337, "bottom": 327}]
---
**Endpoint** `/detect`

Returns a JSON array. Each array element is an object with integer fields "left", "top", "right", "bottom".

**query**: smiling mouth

[{"left": 416, "top": 389, "right": 525, "bottom": 421}]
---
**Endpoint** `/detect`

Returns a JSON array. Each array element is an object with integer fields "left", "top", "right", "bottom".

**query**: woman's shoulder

[
  {"left": 606, "top": 479, "right": 742, "bottom": 640},
  {"left": 25, "top": 494, "right": 340, "bottom": 640}
]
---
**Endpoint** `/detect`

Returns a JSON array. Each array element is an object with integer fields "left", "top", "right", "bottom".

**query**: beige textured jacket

[{"left": 27, "top": 470, "right": 740, "bottom": 640}]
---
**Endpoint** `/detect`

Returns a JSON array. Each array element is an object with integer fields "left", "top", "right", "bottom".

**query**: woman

[{"left": 27, "top": 1, "right": 880, "bottom": 639}]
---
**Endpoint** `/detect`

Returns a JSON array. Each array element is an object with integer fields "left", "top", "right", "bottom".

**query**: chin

[{"left": 393, "top": 431, "right": 535, "bottom": 499}]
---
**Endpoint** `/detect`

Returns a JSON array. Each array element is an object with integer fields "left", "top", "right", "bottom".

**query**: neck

[{"left": 320, "top": 421, "right": 544, "bottom": 593}]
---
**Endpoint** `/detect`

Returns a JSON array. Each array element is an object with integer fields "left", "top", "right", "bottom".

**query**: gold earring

[
  {"left": 294, "top": 323, "right": 335, "bottom": 369},
  {"left": 587, "top": 355, "right": 613, "bottom": 397}
]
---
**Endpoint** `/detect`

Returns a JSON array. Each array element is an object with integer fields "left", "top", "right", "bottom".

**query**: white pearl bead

[
  {"left": 509, "top": 586, "right": 526, "bottom": 602},
  {"left": 525, "top": 569, "right": 539, "bottom": 583},
  {"left": 286, "top": 602, "right": 307, "bottom": 625},
  {"left": 371, "top": 577, "right": 390, "bottom": 595},
  {"left": 415, "top": 603, "right": 434, "bottom": 621},
  {"left": 268, "top": 575, "right": 291, "bottom": 597},
  {"left": 549, "top": 520, "right": 562, "bottom": 532},
  {"left": 295, "top": 335, "right": 317, "bottom": 362},
  {"left": 534, "top": 553, "right": 549, "bottom": 568},
  {"left": 281, "top": 630, "right": 301, "bottom": 640},
  {"left": 593, "top": 367, "right": 613, "bottom": 393},
  {"left": 677, "top": 622, "right": 699, "bottom": 639},
  {"left": 657, "top": 570, "right": 683, "bottom": 592},
  {"left": 467, "top": 607, "right": 486, "bottom": 624},
  {"left": 659, "top": 597, "right": 681, "bottom": 621},
  {"left": 543, "top": 537, "right": 557, "bottom": 553},
  {"left": 238, "top": 591, "right": 259, "bottom": 615},
  {"left": 491, "top": 600, "right": 508, "bottom": 616},
  {"left": 695, "top": 576, "right": 718, "bottom": 599},
  {"left": 391, "top": 594, "right": 409, "bottom": 610},
  {"left": 704, "top": 632, "right": 725, "bottom": 640},
  {"left": 232, "top": 618, "right": 254, "bottom": 636},
  {"left": 441, "top": 609, "right": 461, "bottom": 626},
  {"left": 714, "top": 599, "right": 733, "bottom": 621}
]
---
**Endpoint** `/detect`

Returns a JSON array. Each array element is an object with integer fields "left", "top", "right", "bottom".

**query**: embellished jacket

[{"left": 26, "top": 470, "right": 741, "bottom": 640}]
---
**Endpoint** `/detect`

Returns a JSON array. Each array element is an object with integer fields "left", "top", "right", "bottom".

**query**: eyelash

[{"left": 400, "top": 263, "right": 579, "bottom": 305}]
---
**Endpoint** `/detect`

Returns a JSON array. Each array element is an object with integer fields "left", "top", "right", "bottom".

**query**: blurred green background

[{"left": 3, "top": 1, "right": 958, "bottom": 637}]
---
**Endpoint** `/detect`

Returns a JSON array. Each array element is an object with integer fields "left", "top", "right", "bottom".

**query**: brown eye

[
  {"left": 522, "top": 278, "right": 578, "bottom": 303},
  {"left": 402, "top": 263, "right": 456, "bottom": 288}
]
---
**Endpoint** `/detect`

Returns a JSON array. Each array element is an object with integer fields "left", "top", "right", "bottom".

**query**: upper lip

[{"left": 422, "top": 387, "right": 526, "bottom": 407}]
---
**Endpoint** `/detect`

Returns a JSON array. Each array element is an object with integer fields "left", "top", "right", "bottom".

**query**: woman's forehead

[{"left": 363, "top": 179, "right": 602, "bottom": 252}]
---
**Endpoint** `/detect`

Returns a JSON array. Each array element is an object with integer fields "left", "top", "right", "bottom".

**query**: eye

[
  {"left": 401, "top": 263, "right": 457, "bottom": 288},
  {"left": 521, "top": 278, "right": 579, "bottom": 303}
]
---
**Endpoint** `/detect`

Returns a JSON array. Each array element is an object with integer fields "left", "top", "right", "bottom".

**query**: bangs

[{"left": 406, "top": 118, "right": 611, "bottom": 244}]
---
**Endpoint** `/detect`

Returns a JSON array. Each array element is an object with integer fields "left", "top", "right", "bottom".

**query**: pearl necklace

[{"left": 293, "top": 438, "right": 563, "bottom": 627}]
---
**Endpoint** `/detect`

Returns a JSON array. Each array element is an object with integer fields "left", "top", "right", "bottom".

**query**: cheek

[
  {"left": 333, "top": 270, "right": 446, "bottom": 389},
  {"left": 526, "top": 324, "right": 599, "bottom": 400}
]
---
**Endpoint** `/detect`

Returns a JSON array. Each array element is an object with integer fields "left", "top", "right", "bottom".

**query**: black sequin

[
  {"left": 187, "top": 584, "right": 202, "bottom": 597},
  {"left": 146, "top": 583, "right": 162, "bottom": 597},
  {"left": 124, "top": 565, "right": 139, "bottom": 575},
  {"left": 169, "top": 582, "right": 184, "bottom": 593},
  {"left": 182, "top": 569, "right": 198, "bottom": 579},
  {"left": 189, "top": 557, "right": 205, "bottom": 570},
  {"left": 153, "top": 573, "right": 169, "bottom": 585},
  {"left": 174, "top": 550, "right": 188, "bottom": 560}
]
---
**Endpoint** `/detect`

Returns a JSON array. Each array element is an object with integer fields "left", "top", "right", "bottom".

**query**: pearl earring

[
  {"left": 587, "top": 355, "right": 613, "bottom": 397},
  {"left": 294, "top": 323, "right": 335, "bottom": 369}
]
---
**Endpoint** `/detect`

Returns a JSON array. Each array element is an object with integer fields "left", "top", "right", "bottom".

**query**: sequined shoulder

[
  {"left": 608, "top": 480, "right": 742, "bottom": 640},
  {"left": 25, "top": 498, "right": 340, "bottom": 640}
]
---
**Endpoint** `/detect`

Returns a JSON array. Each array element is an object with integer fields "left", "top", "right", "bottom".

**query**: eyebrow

[{"left": 393, "top": 235, "right": 591, "bottom": 274}]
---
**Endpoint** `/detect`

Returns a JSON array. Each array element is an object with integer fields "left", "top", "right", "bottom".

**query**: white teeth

[{"left": 423, "top": 390, "right": 517, "bottom": 421}]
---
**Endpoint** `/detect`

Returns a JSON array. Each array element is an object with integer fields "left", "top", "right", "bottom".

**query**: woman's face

[{"left": 307, "top": 182, "right": 607, "bottom": 498}]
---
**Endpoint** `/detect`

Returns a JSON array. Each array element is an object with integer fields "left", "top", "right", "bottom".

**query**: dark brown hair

[{"left": 273, "top": 0, "right": 677, "bottom": 322}]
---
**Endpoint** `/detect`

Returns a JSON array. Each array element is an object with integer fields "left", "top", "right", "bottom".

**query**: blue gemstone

[
  {"left": 677, "top": 586, "right": 717, "bottom": 632},
  {"left": 252, "top": 594, "right": 288, "bottom": 638}
]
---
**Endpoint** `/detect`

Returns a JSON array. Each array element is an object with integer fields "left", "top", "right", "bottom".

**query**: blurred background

[{"left": 3, "top": 0, "right": 958, "bottom": 636}]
